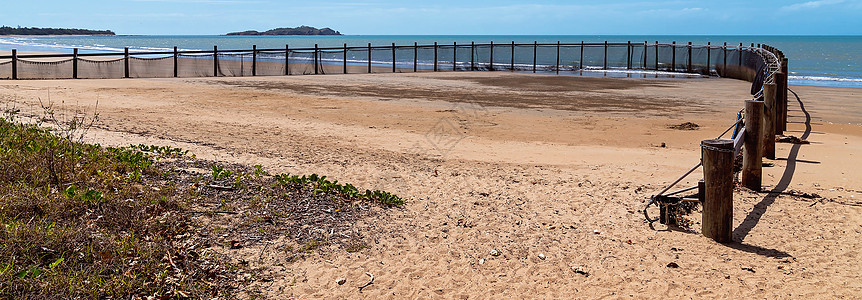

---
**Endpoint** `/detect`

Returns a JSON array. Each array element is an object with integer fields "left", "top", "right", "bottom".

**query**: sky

[{"left": 2, "top": 0, "right": 861, "bottom": 35}]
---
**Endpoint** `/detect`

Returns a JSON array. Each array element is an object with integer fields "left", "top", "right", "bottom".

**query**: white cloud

[{"left": 780, "top": 0, "right": 845, "bottom": 11}]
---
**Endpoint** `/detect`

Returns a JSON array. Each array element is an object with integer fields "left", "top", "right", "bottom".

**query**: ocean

[{"left": 1, "top": 35, "right": 860, "bottom": 88}]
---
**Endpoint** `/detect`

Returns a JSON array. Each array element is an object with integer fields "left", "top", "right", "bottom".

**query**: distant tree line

[
  {"left": 226, "top": 25, "right": 341, "bottom": 36},
  {"left": 0, "top": 26, "right": 116, "bottom": 36}
]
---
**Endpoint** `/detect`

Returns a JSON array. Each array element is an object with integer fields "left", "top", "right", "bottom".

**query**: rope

[
  {"left": 18, "top": 58, "right": 73, "bottom": 65},
  {"left": 78, "top": 57, "right": 125, "bottom": 63},
  {"left": 130, "top": 56, "right": 173, "bottom": 61}
]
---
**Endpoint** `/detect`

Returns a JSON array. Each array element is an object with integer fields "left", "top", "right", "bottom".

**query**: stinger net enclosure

[
  {"left": 0, "top": 60, "right": 11, "bottom": 79},
  {"left": 77, "top": 57, "right": 124, "bottom": 79},
  {"left": 130, "top": 55, "right": 174, "bottom": 78},
  {"left": 255, "top": 51, "right": 286, "bottom": 76},
  {"left": 16, "top": 58, "right": 74, "bottom": 79},
  {"left": 177, "top": 53, "right": 215, "bottom": 77}
]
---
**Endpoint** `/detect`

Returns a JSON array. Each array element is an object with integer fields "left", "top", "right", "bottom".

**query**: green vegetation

[
  {"left": 0, "top": 26, "right": 115, "bottom": 36},
  {"left": 274, "top": 173, "right": 405, "bottom": 207},
  {"left": 0, "top": 105, "right": 405, "bottom": 297}
]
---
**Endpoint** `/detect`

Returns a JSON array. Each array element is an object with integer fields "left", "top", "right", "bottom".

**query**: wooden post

[
  {"left": 252, "top": 45, "right": 257, "bottom": 76},
  {"left": 344, "top": 43, "right": 348, "bottom": 74},
  {"left": 453, "top": 42, "right": 457, "bottom": 71},
  {"left": 11, "top": 49, "right": 17, "bottom": 80},
  {"left": 489, "top": 41, "right": 494, "bottom": 70},
  {"left": 742, "top": 100, "right": 765, "bottom": 191},
  {"left": 671, "top": 41, "right": 676, "bottom": 72},
  {"left": 433, "top": 42, "right": 438, "bottom": 72},
  {"left": 124, "top": 47, "right": 130, "bottom": 78},
  {"left": 532, "top": 41, "right": 537, "bottom": 73},
  {"left": 723, "top": 42, "right": 727, "bottom": 77},
  {"left": 626, "top": 41, "right": 631, "bottom": 69},
  {"left": 510, "top": 41, "right": 515, "bottom": 71},
  {"left": 555, "top": 41, "right": 560, "bottom": 74},
  {"left": 774, "top": 71, "right": 786, "bottom": 135},
  {"left": 285, "top": 44, "right": 290, "bottom": 75},
  {"left": 413, "top": 42, "right": 418, "bottom": 72},
  {"left": 603, "top": 41, "right": 608, "bottom": 70},
  {"left": 392, "top": 43, "right": 396, "bottom": 73},
  {"left": 643, "top": 41, "right": 647, "bottom": 70},
  {"left": 706, "top": 42, "right": 711, "bottom": 75},
  {"left": 579, "top": 41, "right": 584, "bottom": 70},
  {"left": 738, "top": 43, "right": 743, "bottom": 68},
  {"left": 781, "top": 58, "right": 789, "bottom": 131},
  {"left": 173, "top": 46, "right": 178, "bottom": 78},
  {"left": 687, "top": 42, "right": 692, "bottom": 73},
  {"left": 763, "top": 83, "right": 777, "bottom": 159},
  {"left": 701, "top": 138, "right": 734, "bottom": 243},
  {"left": 73, "top": 48, "right": 78, "bottom": 79},
  {"left": 314, "top": 44, "right": 319, "bottom": 75},
  {"left": 368, "top": 43, "right": 372, "bottom": 73},
  {"left": 654, "top": 41, "right": 659, "bottom": 70},
  {"left": 470, "top": 41, "right": 475, "bottom": 71},
  {"left": 213, "top": 46, "right": 218, "bottom": 77}
]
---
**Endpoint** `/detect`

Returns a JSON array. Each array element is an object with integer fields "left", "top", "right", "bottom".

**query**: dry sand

[{"left": 1, "top": 72, "right": 861, "bottom": 298}]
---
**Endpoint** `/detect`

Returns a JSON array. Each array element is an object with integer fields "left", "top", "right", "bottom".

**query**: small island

[
  {"left": 226, "top": 25, "right": 341, "bottom": 36},
  {"left": 0, "top": 26, "right": 115, "bottom": 36}
]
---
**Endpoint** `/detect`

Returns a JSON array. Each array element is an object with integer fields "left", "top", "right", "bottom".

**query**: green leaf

[{"left": 49, "top": 257, "right": 64, "bottom": 269}]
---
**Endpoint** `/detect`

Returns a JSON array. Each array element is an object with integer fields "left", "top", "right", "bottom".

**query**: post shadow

[{"left": 732, "top": 88, "right": 810, "bottom": 242}]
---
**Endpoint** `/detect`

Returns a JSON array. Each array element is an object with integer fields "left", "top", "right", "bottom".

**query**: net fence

[{"left": 1, "top": 42, "right": 770, "bottom": 81}]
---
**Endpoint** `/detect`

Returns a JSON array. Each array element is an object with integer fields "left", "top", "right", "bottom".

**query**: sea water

[{"left": 1, "top": 35, "right": 860, "bottom": 88}]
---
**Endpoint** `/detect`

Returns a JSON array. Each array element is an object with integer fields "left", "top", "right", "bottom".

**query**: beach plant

[{"left": 274, "top": 173, "right": 404, "bottom": 207}]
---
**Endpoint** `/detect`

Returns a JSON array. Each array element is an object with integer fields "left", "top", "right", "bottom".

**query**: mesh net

[
  {"left": 605, "top": 45, "right": 628, "bottom": 69},
  {"left": 17, "top": 58, "right": 74, "bottom": 79},
  {"left": 130, "top": 56, "right": 173, "bottom": 78},
  {"left": 177, "top": 54, "right": 214, "bottom": 78},
  {"left": 489, "top": 44, "right": 515, "bottom": 71},
  {"left": 416, "top": 46, "right": 436, "bottom": 72},
  {"left": 288, "top": 51, "right": 315, "bottom": 75},
  {"left": 0, "top": 60, "right": 11, "bottom": 79},
  {"left": 394, "top": 47, "right": 415, "bottom": 72},
  {"left": 318, "top": 50, "right": 346, "bottom": 75},
  {"left": 216, "top": 52, "right": 253, "bottom": 77},
  {"left": 77, "top": 57, "right": 125, "bottom": 79},
  {"left": 256, "top": 51, "right": 287, "bottom": 76}
]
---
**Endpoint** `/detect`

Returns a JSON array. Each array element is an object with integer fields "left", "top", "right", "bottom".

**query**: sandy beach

[{"left": 1, "top": 72, "right": 860, "bottom": 298}]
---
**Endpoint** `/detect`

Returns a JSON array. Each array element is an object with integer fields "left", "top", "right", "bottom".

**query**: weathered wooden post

[
  {"left": 781, "top": 58, "right": 789, "bottom": 131},
  {"left": 626, "top": 41, "right": 631, "bottom": 69},
  {"left": 392, "top": 43, "right": 396, "bottom": 73},
  {"left": 73, "top": 48, "right": 79, "bottom": 79},
  {"left": 344, "top": 43, "right": 348, "bottom": 74},
  {"left": 643, "top": 41, "right": 648, "bottom": 70},
  {"left": 763, "top": 82, "right": 777, "bottom": 159},
  {"left": 314, "top": 44, "right": 319, "bottom": 75},
  {"left": 687, "top": 42, "right": 692, "bottom": 73},
  {"left": 368, "top": 43, "right": 372, "bottom": 73},
  {"left": 773, "top": 71, "right": 786, "bottom": 135},
  {"left": 285, "top": 44, "right": 290, "bottom": 75},
  {"left": 721, "top": 42, "right": 727, "bottom": 77},
  {"left": 742, "top": 100, "right": 765, "bottom": 191},
  {"left": 433, "top": 42, "right": 438, "bottom": 72},
  {"left": 532, "top": 41, "right": 537, "bottom": 73},
  {"left": 173, "top": 46, "right": 178, "bottom": 78},
  {"left": 489, "top": 41, "right": 494, "bottom": 70},
  {"left": 654, "top": 41, "right": 659, "bottom": 70},
  {"left": 738, "top": 43, "right": 743, "bottom": 68},
  {"left": 671, "top": 41, "right": 676, "bottom": 72},
  {"left": 11, "top": 49, "right": 17, "bottom": 80},
  {"left": 453, "top": 42, "right": 458, "bottom": 71},
  {"left": 701, "top": 138, "right": 734, "bottom": 243},
  {"left": 510, "top": 41, "right": 515, "bottom": 71},
  {"left": 213, "top": 46, "right": 218, "bottom": 77},
  {"left": 124, "top": 47, "right": 130, "bottom": 78},
  {"left": 413, "top": 42, "right": 418, "bottom": 72},
  {"left": 603, "top": 41, "right": 608, "bottom": 70},
  {"left": 470, "top": 41, "right": 475, "bottom": 71},
  {"left": 579, "top": 41, "right": 584, "bottom": 70},
  {"left": 252, "top": 45, "right": 257, "bottom": 76},
  {"left": 555, "top": 41, "right": 560, "bottom": 74}
]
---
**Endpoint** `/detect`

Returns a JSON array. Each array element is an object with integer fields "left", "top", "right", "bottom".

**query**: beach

[{"left": 1, "top": 72, "right": 860, "bottom": 298}]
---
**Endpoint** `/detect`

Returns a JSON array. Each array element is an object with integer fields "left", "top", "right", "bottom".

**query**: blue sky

[{"left": 2, "top": 0, "right": 861, "bottom": 35}]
